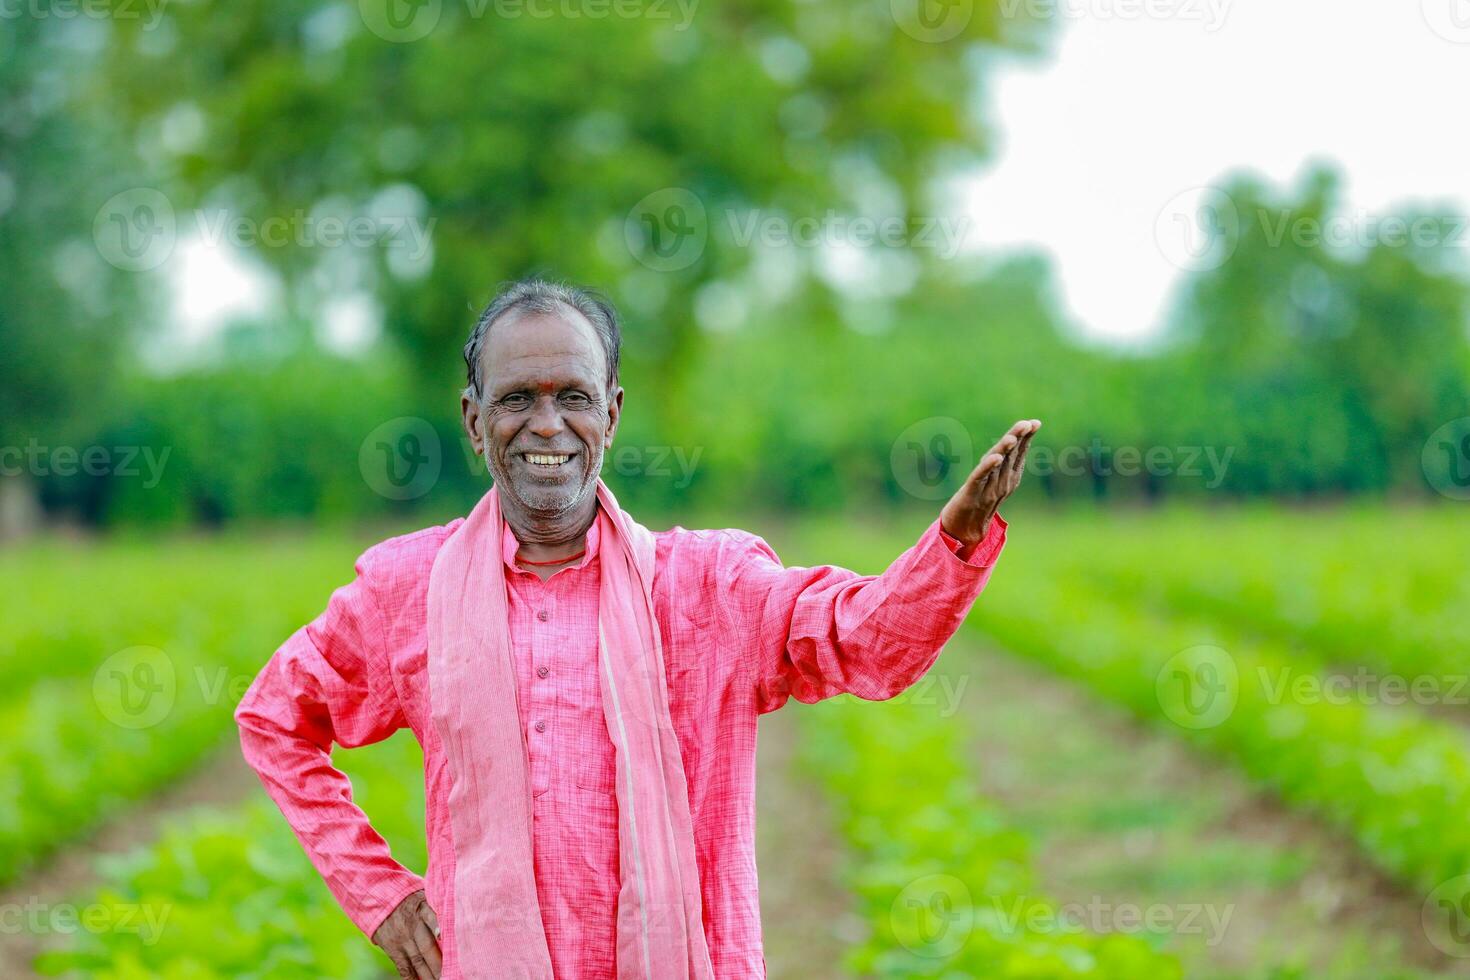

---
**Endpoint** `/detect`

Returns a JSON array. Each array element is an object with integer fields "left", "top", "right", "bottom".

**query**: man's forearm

[{"left": 234, "top": 630, "right": 425, "bottom": 939}]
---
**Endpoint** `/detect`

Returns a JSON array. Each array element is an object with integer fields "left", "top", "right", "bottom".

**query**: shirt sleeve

[
  {"left": 233, "top": 547, "right": 426, "bottom": 939},
  {"left": 716, "top": 513, "right": 1008, "bottom": 714}
]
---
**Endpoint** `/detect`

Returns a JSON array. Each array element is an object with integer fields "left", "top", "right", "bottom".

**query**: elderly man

[{"left": 234, "top": 278, "right": 1038, "bottom": 980}]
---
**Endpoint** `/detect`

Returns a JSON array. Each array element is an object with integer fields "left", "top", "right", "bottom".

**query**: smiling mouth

[{"left": 519, "top": 452, "right": 575, "bottom": 470}]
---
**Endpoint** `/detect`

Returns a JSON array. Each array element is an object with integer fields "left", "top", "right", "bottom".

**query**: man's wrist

[{"left": 937, "top": 512, "right": 1007, "bottom": 567}]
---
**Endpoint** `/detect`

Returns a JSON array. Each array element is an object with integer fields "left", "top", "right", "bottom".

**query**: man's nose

[{"left": 527, "top": 396, "right": 565, "bottom": 438}]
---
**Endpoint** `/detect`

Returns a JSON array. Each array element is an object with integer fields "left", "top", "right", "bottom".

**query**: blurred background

[{"left": 3, "top": 0, "right": 1470, "bottom": 976}]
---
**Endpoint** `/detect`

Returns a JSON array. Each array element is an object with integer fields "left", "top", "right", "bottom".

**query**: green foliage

[
  {"left": 0, "top": 533, "right": 365, "bottom": 882},
  {"left": 1164, "top": 168, "right": 1470, "bottom": 494},
  {"left": 82, "top": 0, "right": 1047, "bottom": 394},
  {"left": 966, "top": 506, "right": 1470, "bottom": 899},
  {"left": 34, "top": 734, "right": 426, "bottom": 979},
  {"left": 0, "top": 19, "right": 143, "bottom": 451},
  {"left": 800, "top": 692, "right": 1181, "bottom": 977}
]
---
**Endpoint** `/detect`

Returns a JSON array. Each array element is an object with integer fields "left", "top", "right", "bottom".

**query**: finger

[
  {"left": 388, "top": 952, "right": 415, "bottom": 980},
  {"left": 420, "top": 903, "right": 441, "bottom": 941},
  {"left": 968, "top": 451, "right": 1006, "bottom": 490},
  {"left": 406, "top": 947, "right": 436, "bottom": 980},
  {"left": 986, "top": 431, "right": 1020, "bottom": 460},
  {"left": 413, "top": 917, "right": 444, "bottom": 979},
  {"left": 1000, "top": 428, "right": 1036, "bottom": 487}
]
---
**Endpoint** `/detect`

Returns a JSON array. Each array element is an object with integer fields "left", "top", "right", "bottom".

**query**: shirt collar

[{"left": 500, "top": 504, "right": 601, "bottom": 574}]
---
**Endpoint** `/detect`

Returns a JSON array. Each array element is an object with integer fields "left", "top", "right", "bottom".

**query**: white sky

[{"left": 957, "top": 0, "right": 1470, "bottom": 343}]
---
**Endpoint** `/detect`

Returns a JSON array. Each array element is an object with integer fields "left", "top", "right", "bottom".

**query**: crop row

[{"left": 798, "top": 688, "right": 1181, "bottom": 976}]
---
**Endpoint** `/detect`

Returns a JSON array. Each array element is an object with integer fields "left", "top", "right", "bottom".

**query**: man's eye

[
  {"left": 560, "top": 392, "right": 591, "bottom": 408},
  {"left": 501, "top": 394, "right": 531, "bottom": 409}
]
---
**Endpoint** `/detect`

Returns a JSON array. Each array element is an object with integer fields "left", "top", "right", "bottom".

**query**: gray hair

[{"left": 462, "top": 278, "right": 622, "bottom": 399}]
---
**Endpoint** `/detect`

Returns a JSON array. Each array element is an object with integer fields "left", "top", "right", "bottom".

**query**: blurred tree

[
  {"left": 86, "top": 0, "right": 1050, "bottom": 421},
  {"left": 0, "top": 17, "right": 148, "bottom": 534},
  {"left": 1166, "top": 166, "right": 1470, "bottom": 495}
]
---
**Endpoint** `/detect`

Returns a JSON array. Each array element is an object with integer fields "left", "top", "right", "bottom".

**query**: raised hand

[
  {"left": 372, "top": 889, "right": 442, "bottom": 980},
  {"left": 939, "top": 419, "right": 1040, "bottom": 553}
]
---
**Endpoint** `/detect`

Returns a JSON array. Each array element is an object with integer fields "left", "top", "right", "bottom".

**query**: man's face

[{"left": 463, "top": 308, "right": 621, "bottom": 518}]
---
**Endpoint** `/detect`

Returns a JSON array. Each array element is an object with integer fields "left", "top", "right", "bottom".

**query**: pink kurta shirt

[{"left": 234, "top": 508, "right": 1007, "bottom": 978}]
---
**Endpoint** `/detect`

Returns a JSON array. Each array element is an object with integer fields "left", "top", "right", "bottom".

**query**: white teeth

[{"left": 525, "top": 453, "right": 571, "bottom": 465}]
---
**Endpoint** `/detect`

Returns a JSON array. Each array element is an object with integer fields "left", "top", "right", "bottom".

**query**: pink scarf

[{"left": 426, "top": 479, "right": 714, "bottom": 979}]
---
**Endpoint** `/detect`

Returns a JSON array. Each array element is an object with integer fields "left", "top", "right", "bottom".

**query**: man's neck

[{"left": 501, "top": 491, "right": 597, "bottom": 571}]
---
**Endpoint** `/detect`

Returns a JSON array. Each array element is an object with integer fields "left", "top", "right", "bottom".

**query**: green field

[{"left": 5, "top": 504, "right": 1469, "bottom": 978}]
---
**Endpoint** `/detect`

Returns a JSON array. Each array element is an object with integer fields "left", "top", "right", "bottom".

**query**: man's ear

[
  {"left": 460, "top": 388, "right": 484, "bottom": 456},
  {"left": 604, "top": 385, "right": 624, "bottom": 450}
]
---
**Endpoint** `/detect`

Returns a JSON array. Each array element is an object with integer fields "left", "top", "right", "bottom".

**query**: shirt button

[
  {"left": 536, "top": 665, "right": 549, "bottom": 678},
  {"left": 536, "top": 609, "right": 550, "bottom": 622},
  {"left": 534, "top": 720, "right": 546, "bottom": 733}
]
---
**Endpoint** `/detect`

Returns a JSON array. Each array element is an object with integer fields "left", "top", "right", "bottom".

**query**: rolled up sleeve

[
  {"left": 233, "top": 549, "right": 426, "bottom": 939},
  {"left": 716, "top": 513, "right": 1008, "bottom": 714}
]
